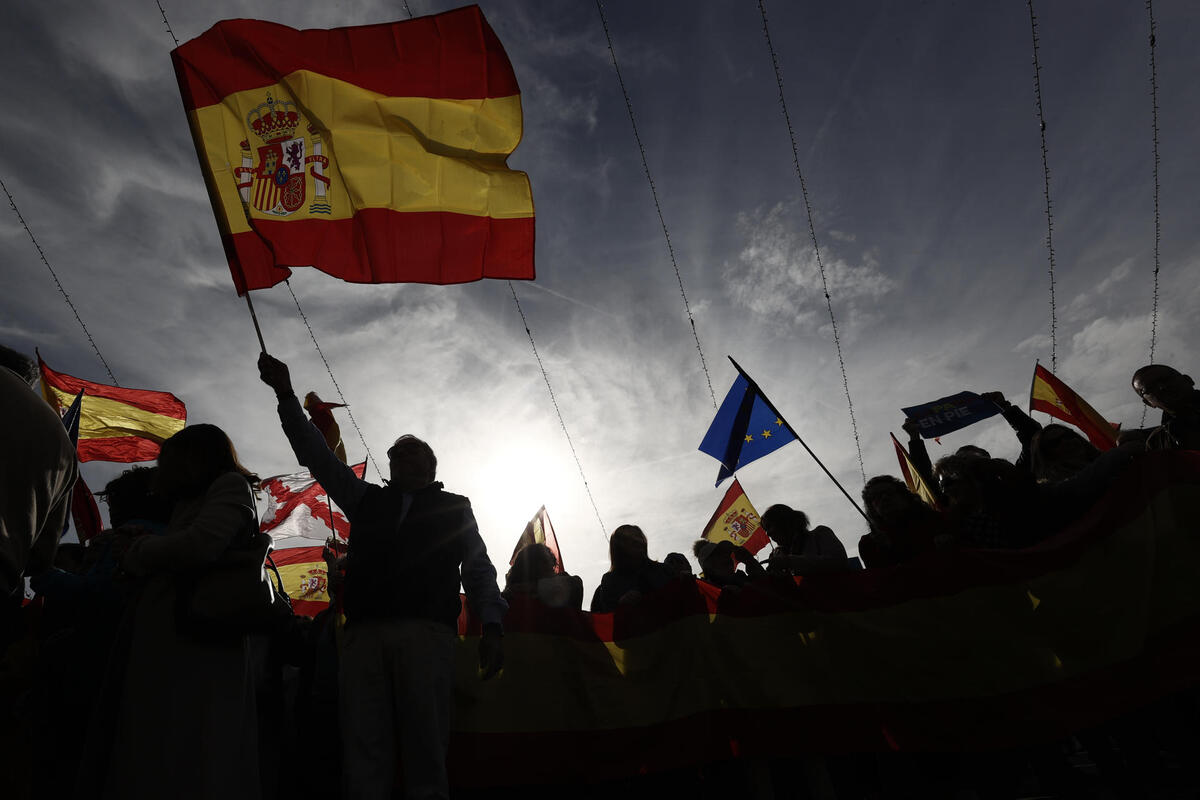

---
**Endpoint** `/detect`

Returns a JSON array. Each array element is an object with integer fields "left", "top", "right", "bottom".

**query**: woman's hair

[
  {"left": 505, "top": 543, "right": 557, "bottom": 590},
  {"left": 862, "top": 475, "right": 910, "bottom": 523},
  {"left": 608, "top": 524, "right": 649, "bottom": 573},
  {"left": 157, "top": 424, "right": 258, "bottom": 499},
  {"left": 1030, "top": 424, "right": 1099, "bottom": 483},
  {"left": 98, "top": 466, "right": 172, "bottom": 527}
]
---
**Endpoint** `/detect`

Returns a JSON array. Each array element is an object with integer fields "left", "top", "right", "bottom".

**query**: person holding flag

[
  {"left": 857, "top": 476, "right": 946, "bottom": 569},
  {"left": 257, "top": 352, "right": 506, "bottom": 800}
]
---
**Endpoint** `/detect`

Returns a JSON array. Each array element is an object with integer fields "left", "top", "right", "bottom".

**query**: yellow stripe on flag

[
  {"left": 190, "top": 72, "right": 533, "bottom": 236},
  {"left": 276, "top": 559, "right": 331, "bottom": 606},
  {"left": 43, "top": 383, "right": 185, "bottom": 442}
]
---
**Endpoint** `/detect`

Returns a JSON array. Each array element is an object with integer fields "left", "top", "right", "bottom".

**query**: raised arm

[
  {"left": 981, "top": 391, "right": 1042, "bottom": 472},
  {"left": 258, "top": 353, "right": 369, "bottom": 516}
]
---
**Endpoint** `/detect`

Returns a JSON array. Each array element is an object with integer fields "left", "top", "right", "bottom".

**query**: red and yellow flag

[
  {"left": 271, "top": 545, "right": 331, "bottom": 617},
  {"left": 891, "top": 433, "right": 939, "bottom": 508},
  {"left": 172, "top": 6, "right": 534, "bottom": 295},
  {"left": 509, "top": 506, "right": 565, "bottom": 574},
  {"left": 700, "top": 478, "right": 769, "bottom": 555},
  {"left": 1029, "top": 364, "right": 1119, "bottom": 451},
  {"left": 38, "top": 355, "right": 186, "bottom": 463}
]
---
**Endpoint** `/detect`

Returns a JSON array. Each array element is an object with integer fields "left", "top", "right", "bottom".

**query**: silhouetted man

[
  {"left": 258, "top": 353, "right": 505, "bottom": 800},
  {"left": 1132, "top": 364, "right": 1200, "bottom": 450},
  {"left": 0, "top": 344, "right": 76, "bottom": 646}
]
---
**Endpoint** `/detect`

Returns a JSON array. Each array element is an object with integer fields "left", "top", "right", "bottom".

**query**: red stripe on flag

[
  {"left": 76, "top": 437, "right": 168, "bottom": 464},
  {"left": 173, "top": 7, "right": 521, "bottom": 110},
  {"left": 271, "top": 545, "right": 325, "bottom": 566},
  {"left": 222, "top": 210, "right": 535, "bottom": 294}
]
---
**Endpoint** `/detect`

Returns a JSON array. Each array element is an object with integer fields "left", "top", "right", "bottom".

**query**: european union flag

[{"left": 698, "top": 374, "right": 796, "bottom": 486}]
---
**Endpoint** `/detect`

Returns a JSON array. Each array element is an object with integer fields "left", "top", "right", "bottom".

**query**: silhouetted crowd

[{"left": 3, "top": 341, "right": 1199, "bottom": 799}]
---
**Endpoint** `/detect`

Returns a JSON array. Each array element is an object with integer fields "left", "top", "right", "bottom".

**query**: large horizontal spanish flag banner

[
  {"left": 1029, "top": 363, "right": 1119, "bottom": 450},
  {"left": 447, "top": 452, "right": 1200, "bottom": 785},
  {"left": 38, "top": 354, "right": 186, "bottom": 463},
  {"left": 172, "top": 5, "right": 534, "bottom": 295}
]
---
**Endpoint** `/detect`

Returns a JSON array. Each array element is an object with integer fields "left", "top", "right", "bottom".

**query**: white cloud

[{"left": 724, "top": 202, "right": 895, "bottom": 333}]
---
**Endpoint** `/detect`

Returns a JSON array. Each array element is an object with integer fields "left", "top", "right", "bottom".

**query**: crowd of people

[{"left": 2, "top": 340, "right": 1198, "bottom": 799}]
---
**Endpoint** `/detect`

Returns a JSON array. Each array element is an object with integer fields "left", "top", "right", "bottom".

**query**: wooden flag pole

[
  {"left": 244, "top": 291, "right": 267, "bottom": 353},
  {"left": 728, "top": 356, "right": 868, "bottom": 522}
]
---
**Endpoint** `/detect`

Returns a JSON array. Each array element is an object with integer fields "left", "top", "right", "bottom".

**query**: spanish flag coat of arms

[{"left": 172, "top": 6, "right": 534, "bottom": 294}]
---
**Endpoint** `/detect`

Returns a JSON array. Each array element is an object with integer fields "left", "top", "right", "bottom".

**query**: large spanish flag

[
  {"left": 1029, "top": 363, "right": 1119, "bottom": 450},
  {"left": 38, "top": 355, "right": 187, "bottom": 463},
  {"left": 448, "top": 452, "right": 1200, "bottom": 785},
  {"left": 172, "top": 6, "right": 535, "bottom": 295}
]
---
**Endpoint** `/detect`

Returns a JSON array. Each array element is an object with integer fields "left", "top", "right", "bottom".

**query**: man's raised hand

[{"left": 257, "top": 353, "right": 294, "bottom": 397}]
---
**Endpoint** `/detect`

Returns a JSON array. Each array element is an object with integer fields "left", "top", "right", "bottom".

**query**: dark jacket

[{"left": 344, "top": 483, "right": 479, "bottom": 629}]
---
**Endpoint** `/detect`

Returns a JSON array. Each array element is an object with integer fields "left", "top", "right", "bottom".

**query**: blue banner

[{"left": 901, "top": 391, "right": 1000, "bottom": 439}]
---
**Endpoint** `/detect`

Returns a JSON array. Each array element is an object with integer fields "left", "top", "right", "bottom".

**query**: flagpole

[
  {"left": 244, "top": 291, "right": 267, "bottom": 352},
  {"left": 727, "top": 356, "right": 868, "bottom": 522},
  {"left": 1028, "top": 358, "right": 1040, "bottom": 418}
]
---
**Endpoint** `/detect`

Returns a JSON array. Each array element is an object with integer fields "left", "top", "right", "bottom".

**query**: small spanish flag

[
  {"left": 38, "top": 355, "right": 186, "bottom": 463},
  {"left": 700, "top": 478, "right": 769, "bottom": 555},
  {"left": 891, "top": 433, "right": 939, "bottom": 508},
  {"left": 509, "top": 506, "right": 566, "bottom": 574},
  {"left": 172, "top": 6, "right": 535, "bottom": 295},
  {"left": 271, "top": 545, "right": 332, "bottom": 617},
  {"left": 1029, "top": 364, "right": 1118, "bottom": 451}
]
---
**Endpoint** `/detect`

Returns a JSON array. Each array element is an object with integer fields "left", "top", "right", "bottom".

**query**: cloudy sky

[{"left": 4, "top": 0, "right": 1198, "bottom": 597}]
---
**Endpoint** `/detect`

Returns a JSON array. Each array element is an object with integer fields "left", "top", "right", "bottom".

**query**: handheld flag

[
  {"left": 699, "top": 374, "right": 796, "bottom": 486},
  {"left": 172, "top": 6, "right": 535, "bottom": 295},
  {"left": 271, "top": 545, "right": 331, "bottom": 617},
  {"left": 304, "top": 392, "right": 347, "bottom": 463},
  {"left": 259, "top": 463, "right": 366, "bottom": 545},
  {"left": 59, "top": 391, "right": 103, "bottom": 542},
  {"left": 1029, "top": 365, "right": 1119, "bottom": 451},
  {"left": 39, "top": 355, "right": 186, "bottom": 463},
  {"left": 890, "top": 433, "right": 939, "bottom": 509},
  {"left": 509, "top": 506, "right": 564, "bottom": 574},
  {"left": 901, "top": 391, "right": 1001, "bottom": 439},
  {"left": 700, "top": 479, "right": 769, "bottom": 555}
]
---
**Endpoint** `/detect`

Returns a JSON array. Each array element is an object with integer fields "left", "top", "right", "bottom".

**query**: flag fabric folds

[
  {"left": 172, "top": 6, "right": 535, "bottom": 295},
  {"left": 38, "top": 355, "right": 187, "bottom": 463},
  {"left": 509, "top": 506, "right": 564, "bottom": 573},
  {"left": 699, "top": 373, "right": 795, "bottom": 486},
  {"left": 58, "top": 391, "right": 102, "bottom": 542},
  {"left": 900, "top": 391, "right": 1001, "bottom": 439},
  {"left": 304, "top": 392, "right": 347, "bottom": 463},
  {"left": 450, "top": 453, "right": 1200, "bottom": 784},
  {"left": 700, "top": 478, "right": 769, "bottom": 555},
  {"left": 270, "top": 545, "right": 331, "bottom": 617},
  {"left": 1029, "top": 364, "right": 1119, "bottom": 451},
  {"left": 890, "top": 433, "right": 939, "bottom": 508},
  {"left": 259, "top": 463, "right": 366, "bottom": 545}
]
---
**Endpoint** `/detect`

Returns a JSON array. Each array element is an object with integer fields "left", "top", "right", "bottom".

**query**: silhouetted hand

[
  {"left": 258, "top": 353, "right": 294, "bottom": 397},
  {"left": 479, "top": 623, "right": 504, "bottom": 680},
  {"left": 980, "top": 391, "right": 1008, "bottom": 408},
  {"left": 902, "top": 418, "right": 921, "bottom": 439}
]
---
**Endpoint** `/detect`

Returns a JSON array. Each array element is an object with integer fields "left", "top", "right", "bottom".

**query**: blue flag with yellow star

[{"left": 699, "top": 374, "right": 796, "bottom": 486}]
